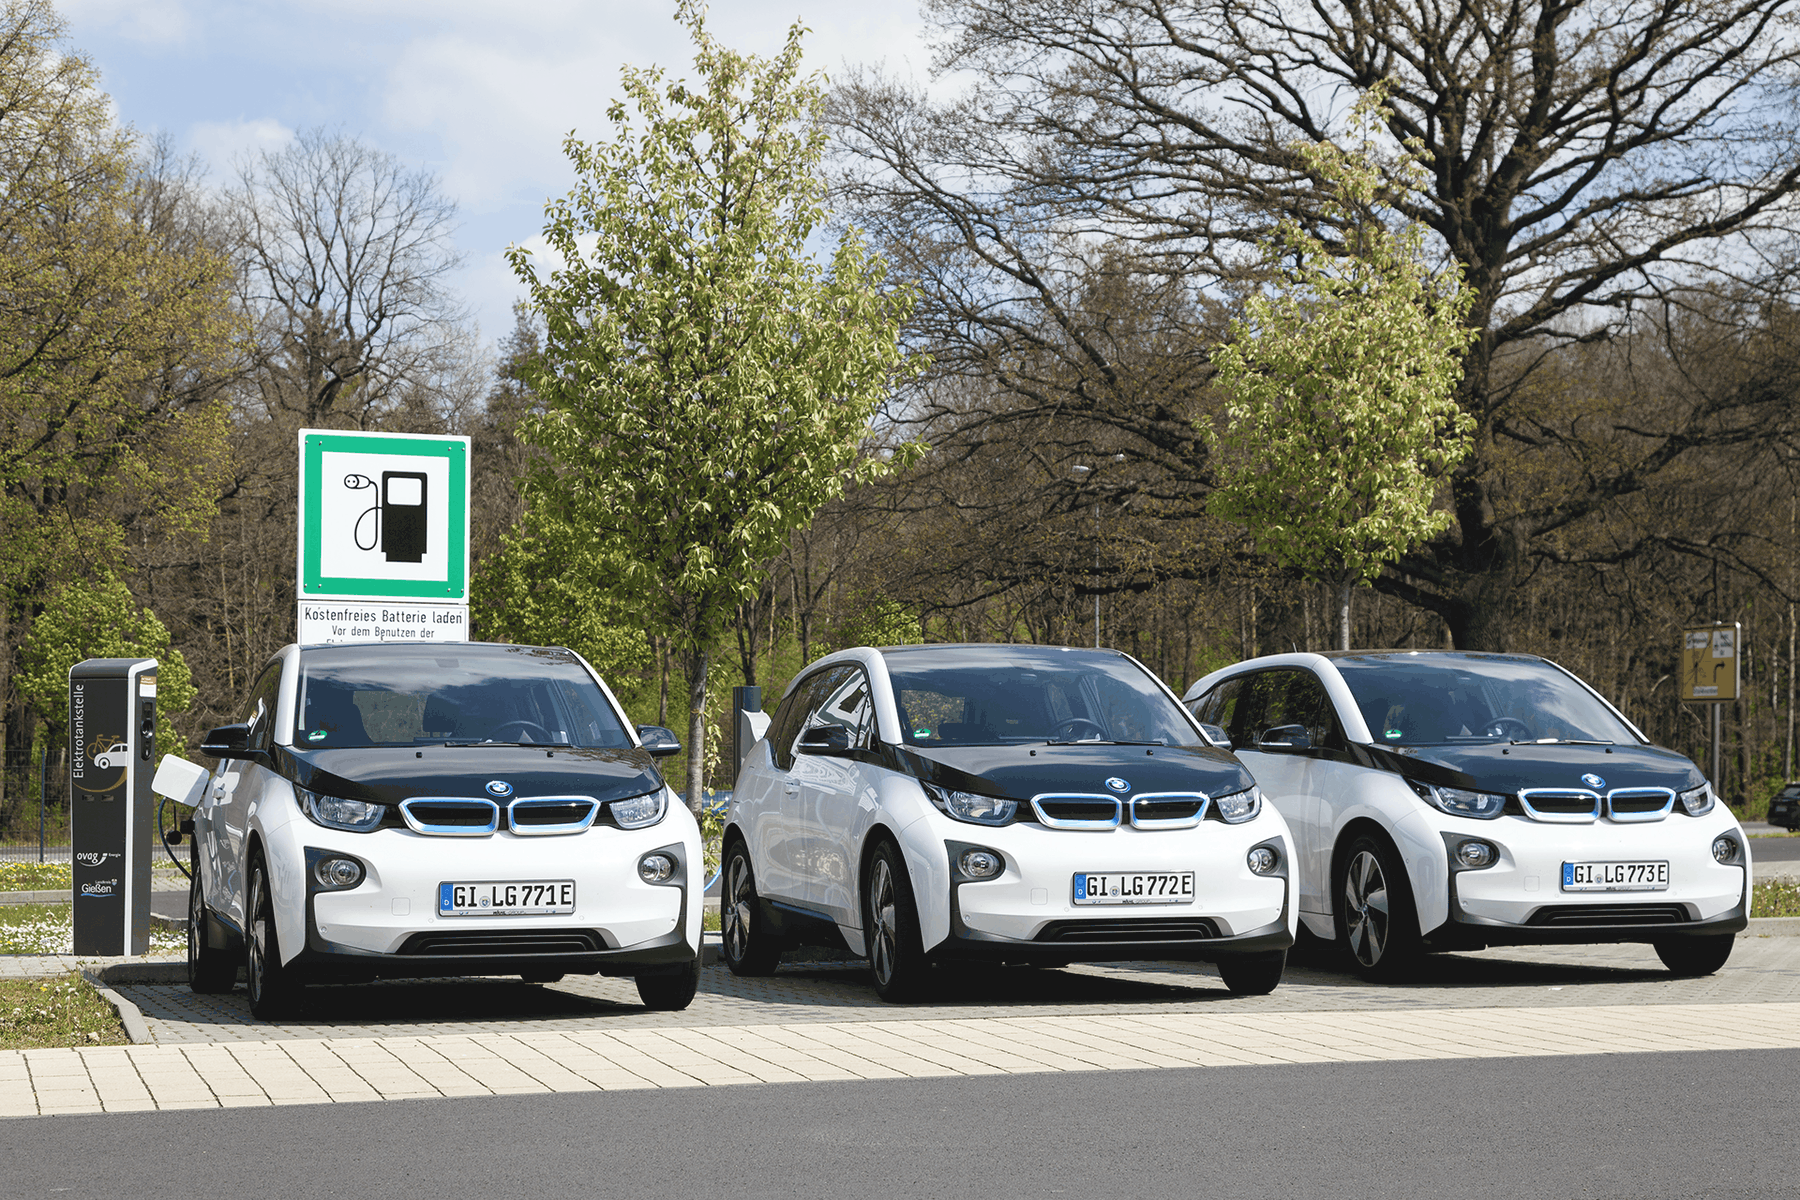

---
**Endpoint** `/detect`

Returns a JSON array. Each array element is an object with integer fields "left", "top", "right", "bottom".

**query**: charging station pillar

[{"left": 69, "top": 658, "right": 156, "bottom": 957}]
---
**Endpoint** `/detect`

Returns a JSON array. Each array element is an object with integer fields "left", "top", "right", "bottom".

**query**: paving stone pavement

[
  {"left": 106, "top": 936, "right": 1800, "bottom": 1043},
  {"left": 6, "top": 934, "right": 1800, "bottom": 1118}
]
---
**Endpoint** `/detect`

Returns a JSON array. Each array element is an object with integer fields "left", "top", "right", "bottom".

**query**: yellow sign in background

[{"left": 1680, "top": 624, "right": 1740, "bottom": 702}]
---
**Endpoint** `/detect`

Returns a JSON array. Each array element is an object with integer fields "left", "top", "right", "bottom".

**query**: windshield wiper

[{"left": 1509, "top": 738, "right": 1614, "bottom": 746}]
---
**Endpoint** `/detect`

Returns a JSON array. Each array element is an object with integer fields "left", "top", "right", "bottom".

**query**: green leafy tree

[
  {"left": 506, "top": 2, "right": 918, "bottom": 808},
  {"left": 0, "top": 1, "right": 237, "bottom": 752},
  {"left": 1208, "top": 89, "right": 1477, "bottom": 649},
  {"left": 16, "top": 574, "right": 198, "bottom": 747},
  {"left": 471, "top": 532, "right": 651, "bottom": 682}
]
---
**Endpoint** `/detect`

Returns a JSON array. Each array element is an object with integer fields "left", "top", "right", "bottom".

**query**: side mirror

[
  {"left": 200, "top": 723, "right": 254, "bottom": 760},
  {"left": 1199, "top": 723, "right": 1232, "bottom": 749},
  {"left": 635, "top": 724, "right": 682, "bottom": 758},
  {"left": 797, "top": 724, "right": 852, "bottom": 754},
  {"left": 1257, "top": 724, "right": 1312, "bottom": 750}
]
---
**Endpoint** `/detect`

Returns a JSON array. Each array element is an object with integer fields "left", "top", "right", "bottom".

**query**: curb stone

[{"left": 80, "top": 967, "right": 152, "bottom": 1044}]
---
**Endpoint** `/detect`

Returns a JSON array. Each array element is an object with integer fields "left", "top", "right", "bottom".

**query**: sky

[{"left": 60, "top": 0, "right": 939, "bottom": 346}]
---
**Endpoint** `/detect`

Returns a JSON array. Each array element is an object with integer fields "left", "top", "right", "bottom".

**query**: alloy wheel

[
  {"left": 1343, "top": 849, "right": 1390, "bottom": 968},
  {"left": 725, "top": 854, "right": 754, "bottom": 963},
  {"left": 868, "top": 858, "right": 897, "bottom": 986}
]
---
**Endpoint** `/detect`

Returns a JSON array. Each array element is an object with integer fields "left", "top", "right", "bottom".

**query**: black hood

[
  {"left": 276, "top": 744, "right": 664, "bottom": 806},
  {"left": 896, "top": 742, "right": 1253, "bottom": 801},
  {"left": 1365, "top": 740, "right": 1704, "bottom": 794}
]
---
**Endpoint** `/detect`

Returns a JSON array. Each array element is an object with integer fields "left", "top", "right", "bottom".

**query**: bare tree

[
  {"left": 834, "top": 0, "right": 1800, "bottom": 648},
  {"left": 231, "top": 128, "right": 472, "bottom": 431}
]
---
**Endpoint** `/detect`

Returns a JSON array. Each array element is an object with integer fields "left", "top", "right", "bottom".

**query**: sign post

[
  {"left": 68, "top": 658, "right": 156, "bottom": 957},
  {"left": 1680, "top": 623, "right": 1741, "bottom": 796},
  {"left": 296, "top": 430, "right": 471, "bottom": 644}
]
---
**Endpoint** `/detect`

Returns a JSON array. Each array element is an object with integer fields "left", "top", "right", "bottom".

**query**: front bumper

[
  {"left": 286, "top": 825, "right": 698, "bottom": 980},
  {"left": 927, "top": 816, "right": 1295, "bottom": 964},
  {"left": 1429, "top": 813, "right": 1749, "bottom": 948}
]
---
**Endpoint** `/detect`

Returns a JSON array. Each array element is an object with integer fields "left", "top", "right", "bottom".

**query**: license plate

[
  {"left": 1561, "top": 861, "right": 1669, "bottom": 892},
  {"left": 438, "top": 880, "right": 575, "bottom": 916},
  {"left": 1073, "top": 872, "right": 1193, "bottom": 905}
]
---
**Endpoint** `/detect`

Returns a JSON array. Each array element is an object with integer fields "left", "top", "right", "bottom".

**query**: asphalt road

[
  {"left": 1752, "top": 835, "right": 1800, "bottom": 867},
  {"left": 6, "top": 1048, "right": 1797, "bottom": 1199}
]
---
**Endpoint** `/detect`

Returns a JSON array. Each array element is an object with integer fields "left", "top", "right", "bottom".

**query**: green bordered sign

[{"left": 297, "top": 430, "right": 470, "bottom": 601}]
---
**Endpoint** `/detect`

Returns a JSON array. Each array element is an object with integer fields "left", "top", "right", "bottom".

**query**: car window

[
  {"left": 1283, "top": 671, "right": 1345, "bottom": 751},
  {"left": 242, "top": 661, "right": 283, "bottom": 754},
  {"left": 809, "top": 670, "right": 874, "bottom": 749},
  {"left": 1190, "top": 677, "right": 1244, "bottom": 729},
  {"left": 1333, "top": 653, "right": 1639, "bottom": 745},
  {"left": 772, "top": 665, "right": 859, "bottom": 770},
  {"left": 882, "top": 645, "right": 1201, "bottom": 747},
  {"left": 290, "top": 645, "right": 632, "bottom": 749},
  {"left": 1226, "top": 671, "right": 1283, "bottom": 747}
]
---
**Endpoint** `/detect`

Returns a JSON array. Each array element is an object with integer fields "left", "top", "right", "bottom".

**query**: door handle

[{"left": 783, "top": 782, "right": 799, "bottom": 796}]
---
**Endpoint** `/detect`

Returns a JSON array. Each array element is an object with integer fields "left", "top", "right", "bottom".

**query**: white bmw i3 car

[
  {"left": 1182, "top": 651, "right": 1749, "bottom": 979},
  {"left": 723, "top": 644, "right": 1297, "bottom": 1000},
  {"left": 186, "top": 641, "right": 703, "bottom": 1017}
]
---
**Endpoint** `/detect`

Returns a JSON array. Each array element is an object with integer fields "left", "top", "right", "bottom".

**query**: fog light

[
  {"left": 958, "top": 849, "right": 1003, "bottom": 879},
  {"left": 312, "top": 856, "right": 364, "bottom": 890},
  {"left": 1246, "top": 845, "right": 1279, "bottom": 875},
  {"left": 1712, "top": 835, "right": 1739, "bottom": 864},
  {"left": 1456, "top": 840, "right": 1497, "bottom": 869},
  {"left": 638, "top": 853, "right": 675, "bottom": 883}
]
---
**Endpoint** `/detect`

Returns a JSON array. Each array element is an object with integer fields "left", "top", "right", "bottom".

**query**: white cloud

[
  {"left": 187, "top": 117, "right": 295, "bottom": 173},
  {"left": 59, "top": 0, "right": 197, "bottom": 46}
]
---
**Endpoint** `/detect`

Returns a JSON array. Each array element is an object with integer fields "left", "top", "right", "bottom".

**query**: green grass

[
  {"left": 0, "top": 973, "right": 129, "bottom": 1049},
  {"left": 0, "top": 902, "right": 184, "bottom": 956},
  {"left": 1752, "top": 879, "right": 1800, "bottom": 918},
  {"left": 0, "top": 862, "right": 72, "bottom": 891}
]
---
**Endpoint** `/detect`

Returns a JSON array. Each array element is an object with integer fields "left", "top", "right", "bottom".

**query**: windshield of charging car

[
  {"left": 1333, "top": 654, "right": 1639, "bottom": 746},
  {"left": 883, "top": 646, "right": 1201, "bottom": 747},
  {"left": 292, "top": 645, "right": 632, "bottom": 749}
]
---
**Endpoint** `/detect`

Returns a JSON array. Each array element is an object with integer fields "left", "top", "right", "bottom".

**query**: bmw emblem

[
  {"left": 1105, "top": 777, "right": 1131, "bottom": 793},
  {"left": 1581, "top": 773, "right": 1606, "bottom": 790},
  {"left": 485, "top": 779, "right": 513, "bottom": 798}
]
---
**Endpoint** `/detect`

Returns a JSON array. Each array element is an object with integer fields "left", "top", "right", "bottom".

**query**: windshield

[
  {"left": 1333, "top": 654, "right": 1639, "bottom": 746},
  {"left": 292, "top": 644, "right": 632, "bottom": 749},
  {"left": 882, "top": 646, "right": 1201, "bottom": 747}
]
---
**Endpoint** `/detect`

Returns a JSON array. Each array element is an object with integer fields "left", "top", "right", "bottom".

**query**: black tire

[
  {"left": 864, "top": 839, "right": 930, "bottom": 1002},
  {"left": 1335, "top": 833, "right": 1420, "bottom": 981},
  {"left": 519, "top": 971, "right": 565, "bottom": 985},
  {"left": 246, "top": 858, "right": 304, "bottom": 1019},
  {"left": 720, "top": 839, "right": 782, "bottom": 976},
  {"left": 1654, "top": 933, "right": 1735, "bottom": 976},
  {"left": 1216, "top": 950, "right": 1286, "bottom": 995},
  {"left": 636, "top": 956, "right": 700, "bottom": 1011},
  {"left": 187, "top": 858, "right": 236, "bottom": 995}
]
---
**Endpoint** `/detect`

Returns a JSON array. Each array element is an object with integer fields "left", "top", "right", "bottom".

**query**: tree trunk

[
  {"left": 1338, "top": 577, "right": 1352, "bottom": 652},
  {"left": 683, "top": 644, "right": 710, "bottom": 818},
  {"left": 657, "top": 638, "right": 668, "bottom": 728}
]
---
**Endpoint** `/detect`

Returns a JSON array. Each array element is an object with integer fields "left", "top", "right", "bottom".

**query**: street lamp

[{"left": 1071, "top": 465, "right": 1099, "bottom": 648}]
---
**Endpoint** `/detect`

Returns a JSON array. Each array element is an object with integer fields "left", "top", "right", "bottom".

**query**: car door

[
  {"left": 1223, "top": 670, "right": 1326, "bottom": 910},
  {"left": 751, "top": 669, "right": 843, "bottom": 905},
  {"left": 213, "top": 661, "right": 283, "bottom": 930},
  {"left": 791, "top": 668, "right": 876, "bottom": 925}
]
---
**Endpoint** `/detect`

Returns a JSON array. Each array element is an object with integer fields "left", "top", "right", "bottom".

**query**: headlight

[
  {"left": 1214, "top": 785, "right": 1262, "bottom": 824},
  {"left": 1679, "top": 782, "right": 1715, "bottom": 817},
  {"left": 925, "top": 783, "right": 1017, "bottom": 826},
  {"left": 608, "top": 788, "right": 667, "bottom": 830},
  {"left": 299, "top": 788, "right": 384, "bottom": 832},
  {"left": 1410, "top": 781, "right": 1506, "bottom": 820}
]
